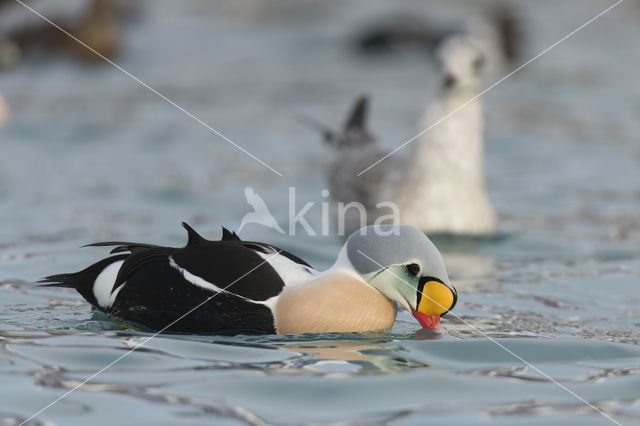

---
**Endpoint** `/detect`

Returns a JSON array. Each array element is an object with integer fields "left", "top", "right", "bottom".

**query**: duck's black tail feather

[
  {"left": 84, "top": 241, "right": 162, "bottom": 254},
  {"left": 39, "top": 273, "right": 77, "bottom": 288},
  {"left": 39, "top": 255, "right": 129, "bottom": 306}
]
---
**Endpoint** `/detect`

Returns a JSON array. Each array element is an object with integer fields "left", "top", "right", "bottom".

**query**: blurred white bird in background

[
  {"left": 316, "top": 35, "right": 497, "bottom": 236},
  {"left": 0, "top": 91, "right": 8, "bottom": 127},
  {"left": 396, "top": 35, "right": 497, "bottom": 235}
]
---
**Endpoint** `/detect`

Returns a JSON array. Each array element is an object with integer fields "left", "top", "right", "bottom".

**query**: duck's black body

[{"left": 41, "top": 223, "right": 314, "bottom": 335}]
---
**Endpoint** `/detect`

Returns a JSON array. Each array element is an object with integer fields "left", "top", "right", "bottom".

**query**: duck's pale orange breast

[{"left": 274, "top": 273, "right": 397, "bottom": 334}]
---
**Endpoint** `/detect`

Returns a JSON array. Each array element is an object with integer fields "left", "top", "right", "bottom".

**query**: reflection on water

[{"left": 282, "top": 336, "right": 437, "bottom": 373}]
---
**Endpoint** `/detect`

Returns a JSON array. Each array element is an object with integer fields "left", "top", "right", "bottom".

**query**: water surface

[{"left": 1, "top": 0, "right": 639, "bottom": 424}]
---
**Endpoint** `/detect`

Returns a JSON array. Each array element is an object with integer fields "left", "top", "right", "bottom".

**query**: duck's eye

[{"left": 407, "top": 263, "right": 420, "bottom": 276}]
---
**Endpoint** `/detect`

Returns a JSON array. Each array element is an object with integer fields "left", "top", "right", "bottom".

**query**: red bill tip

[{"left": 410, "top": 307, "right": 442, "bottom": 332}]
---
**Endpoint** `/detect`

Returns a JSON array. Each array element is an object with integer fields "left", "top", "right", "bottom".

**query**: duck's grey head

[
  {"left": 343, "top": 225, "right": 457, "bottom": 331},
  {"left": 437, "top": 35, "right": 485, "bottom": 91}
]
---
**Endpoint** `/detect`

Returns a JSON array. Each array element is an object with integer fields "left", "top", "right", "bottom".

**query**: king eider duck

[{"left": 40, "top": 223, "right": 457, "bottom": 335}]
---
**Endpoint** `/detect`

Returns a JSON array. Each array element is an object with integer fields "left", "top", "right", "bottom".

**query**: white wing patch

[
  {"left": 255, "top": 251, "right": 316, "bottom": 286},
  {"left": 169, "top": 256, "right": 227, "bottom": 294},
  {"left": 93, "top": 260, "right": 125, "bottom": 308},
  {"left": 168, "top": 256, "right": 274, "bottom": 309}
]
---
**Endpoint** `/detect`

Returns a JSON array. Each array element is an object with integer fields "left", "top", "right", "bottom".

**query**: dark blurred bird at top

[
  {"left": 354, "top": 4, "right": 523, "bottom": 75},
  {"left": 1, "top": 0, "right": 136, "bottom": 65}
]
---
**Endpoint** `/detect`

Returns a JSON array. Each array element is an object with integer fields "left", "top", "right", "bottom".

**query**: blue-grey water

[{"left": 1, "top": 0, "right": 640, "bottom": 424}]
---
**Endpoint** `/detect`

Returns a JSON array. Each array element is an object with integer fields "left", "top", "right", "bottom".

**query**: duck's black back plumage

[
  {"left": 105, "top": 251, "right": 278, "bottom": 335},
  {"left": 40, "top": 223, "right": 314, "bottom": 335}
]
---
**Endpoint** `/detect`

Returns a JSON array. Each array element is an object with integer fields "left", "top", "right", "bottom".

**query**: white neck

[
  {"left": 409, "top": 88, "right": 485, "bottom": 182},
  {"left": 395, "top": 87, "right": 496, "bottom": 234}
]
